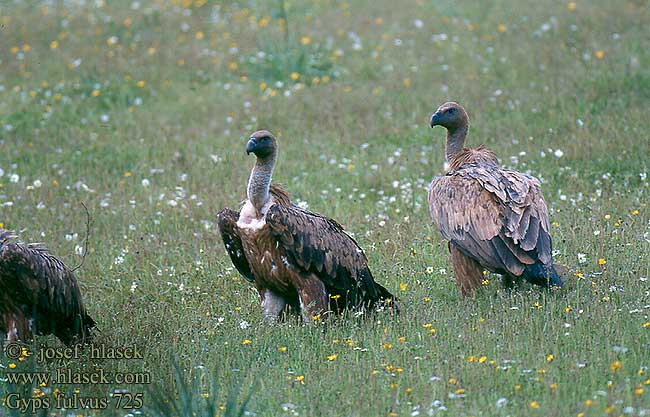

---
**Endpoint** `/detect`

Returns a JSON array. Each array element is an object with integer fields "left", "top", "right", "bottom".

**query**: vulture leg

[
  {"left": 5, "top": 315, "right": 30, "bottom": 343},
  {"left": 449, "top": 244, "right": 484, "bottom": 296},
  {"left": 260, "top": 289, "right": 288, "bottom": 322},
  {"left": 296, "top": 277, "right": 328, "bottom": 322}
]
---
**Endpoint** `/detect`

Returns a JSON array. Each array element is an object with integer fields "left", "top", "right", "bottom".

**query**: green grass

[{"left": 1, "top": 0, "right": 649, "bottom": 416}]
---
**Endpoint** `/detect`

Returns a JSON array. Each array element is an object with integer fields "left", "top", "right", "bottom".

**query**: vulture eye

[
  {"left": 261, "top": 136, "right": 270, "bottom": 142},
  {"left": 447, "top": 108, "right": 456, "bottom": 114}
]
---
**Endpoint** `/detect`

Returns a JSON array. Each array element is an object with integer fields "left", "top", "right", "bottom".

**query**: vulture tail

[
  {"left": 374, "top": 282, "right": 399, "bottom": 313},
  {"left": 521, "top": 262, "right": 563, "bottom": 288}
]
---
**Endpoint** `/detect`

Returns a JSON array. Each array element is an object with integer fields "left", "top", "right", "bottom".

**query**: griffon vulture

[
  {"left": 0, "top": 229, "right": 95, "bottom": 345},
  {"left": 428, "top": 102, "right": 563, "bottom": 294},
  {"left": 217, "top": 130, "right": 394, "bottom": 321}
]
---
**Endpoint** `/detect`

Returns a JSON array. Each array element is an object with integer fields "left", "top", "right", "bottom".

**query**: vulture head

[
  {"left": 246, "top": 130, "right": 277, "bottom": 160},
  {"left": 430, "top": 102, "right": 469, "bottom": 131}
]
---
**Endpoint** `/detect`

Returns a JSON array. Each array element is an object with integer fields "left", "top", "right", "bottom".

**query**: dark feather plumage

[
  {"left": 0, "top": 230, "right": 95, "bottom": 345},
  {"left": 217, "top": 208, "right": 255, "bottom": 283}
]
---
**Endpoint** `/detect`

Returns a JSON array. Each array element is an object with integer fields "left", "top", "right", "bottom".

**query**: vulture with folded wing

[
  {"left": 0, "top": 230, "right": 95, "bottom": 345},
  {"left": 428, "top": 102, "right": 563, "bottom": 295},
  {"left": 217, "top": 130, "right": 394, "bottom": 321}
]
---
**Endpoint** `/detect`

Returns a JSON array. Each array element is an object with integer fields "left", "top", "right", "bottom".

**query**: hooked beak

[
  {"left": 246, "top": 138, "right": 257, "bottom": 155},
  {"left": 430, "top": 112, "right": 442, "bottom": 128}
]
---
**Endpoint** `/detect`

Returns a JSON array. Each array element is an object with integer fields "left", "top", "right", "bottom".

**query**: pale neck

[
  {"left": 247, "top": 156, "right": 276, "bottom": 214},
  {"left": 445, "top": 125, "right": 468, "bottom": 162}
]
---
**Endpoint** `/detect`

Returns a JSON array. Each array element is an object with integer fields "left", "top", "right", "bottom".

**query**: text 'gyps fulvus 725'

[
  {"left": 217, "top": 130, "right": 395, "bottom": 321},
  {"left": 428, "top": 102, "right": 564, "bottom": 295},
  {"left": 0, "top": 230, "right": 95, "bottom": 345}
]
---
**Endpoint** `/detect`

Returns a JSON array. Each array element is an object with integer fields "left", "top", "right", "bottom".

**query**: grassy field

[{"left": 1, "top": 0, "right": 649, "bottom": 415}]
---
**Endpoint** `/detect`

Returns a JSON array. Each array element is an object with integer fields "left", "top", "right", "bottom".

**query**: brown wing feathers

[
  {"left": 217, "top": 208, "right": 255, "bottom": 283},
  {"left": 266, "top": 204, "right": 387, "bottom": 303},
  {"left": 431, "top": 163, "right": 555, "bottom": 278},
  {"left": 0, "top": 230, "right": 94, "bottom": 344}
]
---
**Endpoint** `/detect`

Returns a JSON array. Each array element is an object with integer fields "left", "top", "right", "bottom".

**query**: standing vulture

[
  {"left": 217, "top": 130, "right": 394, "bottom": 321},
  {"left": 0, "top": 229, "right": 95, "bottom": 345},
  {"left": 428, "top": 102, "right": 563, "bottom": 295}
]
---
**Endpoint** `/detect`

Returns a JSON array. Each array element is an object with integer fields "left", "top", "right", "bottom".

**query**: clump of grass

[
  {"left": 245, "top": 40, "right": 335, "bottom": 85},
  {"left": 244, "top": 1, "right": 337, "bottom": 84},
  {"left": 146, "top": 358, "right": 256, "bottom": 417}
]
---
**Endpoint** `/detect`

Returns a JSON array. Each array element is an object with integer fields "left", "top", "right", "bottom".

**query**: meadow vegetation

[{"left": 0, "top": 0, "right": 649, "bottom": 415}]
